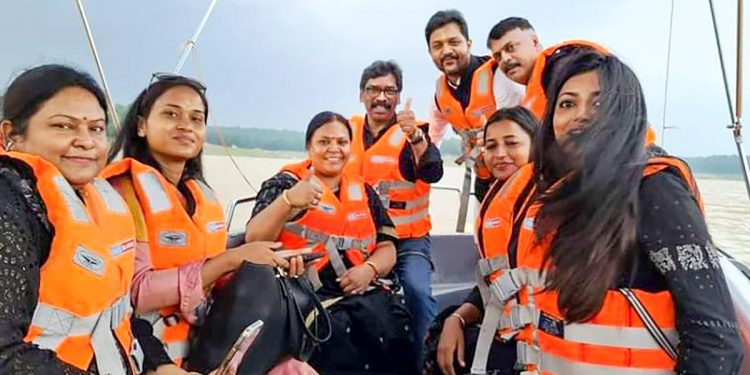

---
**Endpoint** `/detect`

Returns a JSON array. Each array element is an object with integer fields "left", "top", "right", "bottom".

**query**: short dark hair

[
  {"left": 109, "top": 75, "right": 209, "bottom": 182},
  {"left": 304, "top": 111, "right": 352, "bottom": 148},
  {"left": 2, "top": 64, "right": 108, "bottom": 137},
  {"left": 486, "top": 17, "right": 534, "bottom": 48},
  {"left": 359, "top": 60, "right": 403, "bottom": 92},
  {"left": 425, "top": 9, "right": 469, "bottom": 45},
  {"left": 483, "top": 106, "right": 539, "bottom": 143}
]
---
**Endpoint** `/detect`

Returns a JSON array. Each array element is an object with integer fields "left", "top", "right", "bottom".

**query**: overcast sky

[{"left": 1, "top": 0, "right": 747, "bottom": 157}]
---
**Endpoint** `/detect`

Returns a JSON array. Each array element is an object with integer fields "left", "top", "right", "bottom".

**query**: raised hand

[
  {"left": 285, "top": 166, "right": 323, "bottom": 208},
  {"left": 397, "top": 98, "right": 418, "bottom": 139}
]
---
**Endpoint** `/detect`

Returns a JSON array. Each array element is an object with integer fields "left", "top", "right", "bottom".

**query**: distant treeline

[
  {"left": 209, "top": 126, "right": 750, "bottom": 178},
  {"left": 105, "top": 120, "right": 748, "bottom": 179},
  {"left": 203, "top": 125, "right": 464, "bottom": 154},
  {"left": 683, "top": 155, "right": 749, "bottom": 178}
]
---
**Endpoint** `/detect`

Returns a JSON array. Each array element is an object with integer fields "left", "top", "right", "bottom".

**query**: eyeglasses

[{"left": 364, "top": 86, "right": 400, "bottom": 98}]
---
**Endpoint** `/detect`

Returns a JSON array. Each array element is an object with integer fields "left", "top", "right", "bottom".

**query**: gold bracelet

[
  {"left": 450, "top": 312, "right": 466, "bottom": 327},
  {"left": 364, "top": 261, "right": 380, "bottom": 278},
  {"left": 281, "top": 190, "right": 294, "bottom": 208}
]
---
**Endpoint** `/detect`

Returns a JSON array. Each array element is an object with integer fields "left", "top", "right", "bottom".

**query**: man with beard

[
  {"left": 425, "top": 10, "right": 524, "bottom": 225},
  {"left": 347, "top": 60, "right": 443, "bottom": 370}
]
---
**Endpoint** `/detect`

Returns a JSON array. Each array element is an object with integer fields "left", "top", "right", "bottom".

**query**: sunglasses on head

[
  {"left": 148, "top": 72, "right": 207, "bottom": 93},
  {"left": 139, "top": 73, "right": 207, "bottom": 115}
]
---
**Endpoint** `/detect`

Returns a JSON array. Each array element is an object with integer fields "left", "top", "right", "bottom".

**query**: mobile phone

[
  {"left": 300, "top": 252, "right": 324, "bottom": 263},
  {"left": 276, "top": 247, "right": 319, "bottom": 261},
  {"left": 215, "top": 320, "right": 264, "bottom": 375}
]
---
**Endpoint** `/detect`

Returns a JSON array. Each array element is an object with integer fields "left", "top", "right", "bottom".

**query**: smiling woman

[
  {"left": 102, "top": 73, "right": 309, "bottom": 373},
  {"left": 0, "top": 64, "right": 176, "bottom": 374},
  {"left": 247, "top": 111, "right": 419, "bottom": 373}
]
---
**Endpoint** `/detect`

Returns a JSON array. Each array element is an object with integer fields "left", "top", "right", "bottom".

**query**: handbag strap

[
  {"left": 283, "top": 276, "right": 333, "bottom": 344},
  {"left": 618, "top": 288, "right": 679, "bottom": 360}
]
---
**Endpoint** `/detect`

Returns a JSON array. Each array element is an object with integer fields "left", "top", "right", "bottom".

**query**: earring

[{"left": 4, "top": 139, "right": 13, "bottom": 151}]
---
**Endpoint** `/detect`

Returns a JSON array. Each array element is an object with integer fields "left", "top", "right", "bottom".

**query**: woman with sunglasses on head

[
  {"left": 103, "top": 74, "right": 307, "bottom": 371},
  {"left": 473, "top": 50, "right": 743, "bottom": 374},
  {"left": 425, "top": 106, "right": 538, "bottom": 375},
  {"left": 0, "top": 64, "right": 196, "bottom": 374}
]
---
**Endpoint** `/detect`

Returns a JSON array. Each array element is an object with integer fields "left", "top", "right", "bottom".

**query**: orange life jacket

[
  {"left": 474, "top": 156, "right": 702, "bottom": 374},
  {"left": 522, "top": 40, "right": 657, "bottom": 145},
  {"left": 101, "top": 158, "right": 227, "bottom": 364},
  {"left": 346, "top": 116, "right": 431, "bottom": 238},
  {"left": 278, "top": 160, "right": 378, "bottom": 277},
  {"left": 435, "top": 58, "right": 497, "bottom": 178},
  {"left": 3, "top": 152, "right": 137, "bottom": 374}
]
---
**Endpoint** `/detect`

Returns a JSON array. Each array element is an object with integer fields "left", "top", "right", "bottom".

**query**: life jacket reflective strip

[
  {"left": 435, "top": 58, "right": 497, "bottom": 177},
  {"left": 278, "top": 160, "right": 378, "bottom": 276},
  {"left": 522, "top": 40, "right": 658, "bottom": 146},
  {"left": 101, "top": 158, "right": 227, "bottom": 364},
  {"left": 347, "top": 116, "right": 431, "bottom": 238},
  {"left": 475, "top": 157, "right": 702, "bottom": 374},
  {"left": 3, "top": 152, "right": 137, "bottom": 374},
  {"left": 435, "top": 58, "right": 498, "bottom": 133}
]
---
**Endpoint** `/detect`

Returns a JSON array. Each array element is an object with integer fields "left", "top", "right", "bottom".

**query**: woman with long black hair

[
  {"left": 474, "top": 50, "right": 743, "bottom": 374},
  {"left": 103, "top": 74, "right": 312, "bottom": 373}
]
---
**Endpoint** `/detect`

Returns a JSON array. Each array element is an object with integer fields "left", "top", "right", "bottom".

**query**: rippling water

[
  {"left": 697, "top": 178, "right": 750, "bottom": 264},
  {"left": 205, "top": 156, "right": 750, "bottom": 263}
]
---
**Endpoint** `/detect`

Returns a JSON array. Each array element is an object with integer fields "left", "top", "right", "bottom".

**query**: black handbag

[
  {"left": 308, "top": 286, "right": 416, "bottom": 374},
  {"left": 187, "top": 262, "right": 332, "bottom": 374}
]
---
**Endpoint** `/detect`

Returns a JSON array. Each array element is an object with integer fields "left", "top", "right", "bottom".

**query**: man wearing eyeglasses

[
  {"left": 425, "top": 10, "right": 524, "bottom": 221},
  {"left": 347, "top": 60, "right": 443, "bottom": 371}
]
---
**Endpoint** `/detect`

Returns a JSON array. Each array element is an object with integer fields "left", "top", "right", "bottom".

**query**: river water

[{"left": 204, "top": 155, "right": 750, "bottom": 263}]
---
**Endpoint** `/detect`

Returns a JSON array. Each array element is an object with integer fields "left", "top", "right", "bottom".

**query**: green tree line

[{"left": 102, "top": 110, "right": 749, "bottom": 178}]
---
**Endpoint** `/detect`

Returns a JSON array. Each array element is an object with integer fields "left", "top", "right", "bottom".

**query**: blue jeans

[{"left": 394, "top": 235, "right": 437, "bottom": 369}]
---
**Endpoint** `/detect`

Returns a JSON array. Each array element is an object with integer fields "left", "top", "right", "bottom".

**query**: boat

[{"left": 65, "top": 0, "right": 750, "bottom": 372}]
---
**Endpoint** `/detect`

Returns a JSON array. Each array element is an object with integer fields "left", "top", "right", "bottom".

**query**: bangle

[
  {"left": 281, "top": 190, "right": 294, "bottom": 208},
  {"left": 364, "top": 261, "right": 380, "bottom": 279},
  {"left": 450, "top": 313, "right": 466, "bottom": 327}
]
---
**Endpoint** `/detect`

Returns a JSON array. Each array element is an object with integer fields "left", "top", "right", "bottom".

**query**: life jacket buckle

[
  {"left": 163, "top": 314, "right": 180, "bottom": 327},
  {"left": 516, "top": 341, "right": 540, "bottom": 370},
  {"left": 508, "top": 305, "right": 535, "bottom": 330},
  {"left": 490, "top": 270, "right": 522, "bottom": 302}
]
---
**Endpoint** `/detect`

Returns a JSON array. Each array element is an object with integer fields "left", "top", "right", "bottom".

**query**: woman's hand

[
  {"left": 337, "top": 264, "right": 376, "bottom": 294},
  {"left": 228, "top": 241, "right": 288, "bottom": 269},
  {"left": 286, "top": 171, "right": 323, "bottom": 208},
  {"left": 276, "top": 248, "right": 314, "bottom": 277},
  {"left": 437, "top": 315, "right": 466, "bottom": 375}
]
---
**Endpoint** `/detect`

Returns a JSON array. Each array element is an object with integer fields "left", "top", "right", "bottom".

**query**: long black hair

[
  {"left": 533, "top": 51, "right": 648, "bottom": 322},
  {"left": 108, "top": 75, "right": 208, "bottom": 182}
]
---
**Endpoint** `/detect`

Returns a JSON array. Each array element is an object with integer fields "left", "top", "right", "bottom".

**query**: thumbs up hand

[
  {"left": 396, "top": 98, "right": 418, "bottom": 139},
  {"left": 285, "top": 166, "right": 323, "bottom": 209}
]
